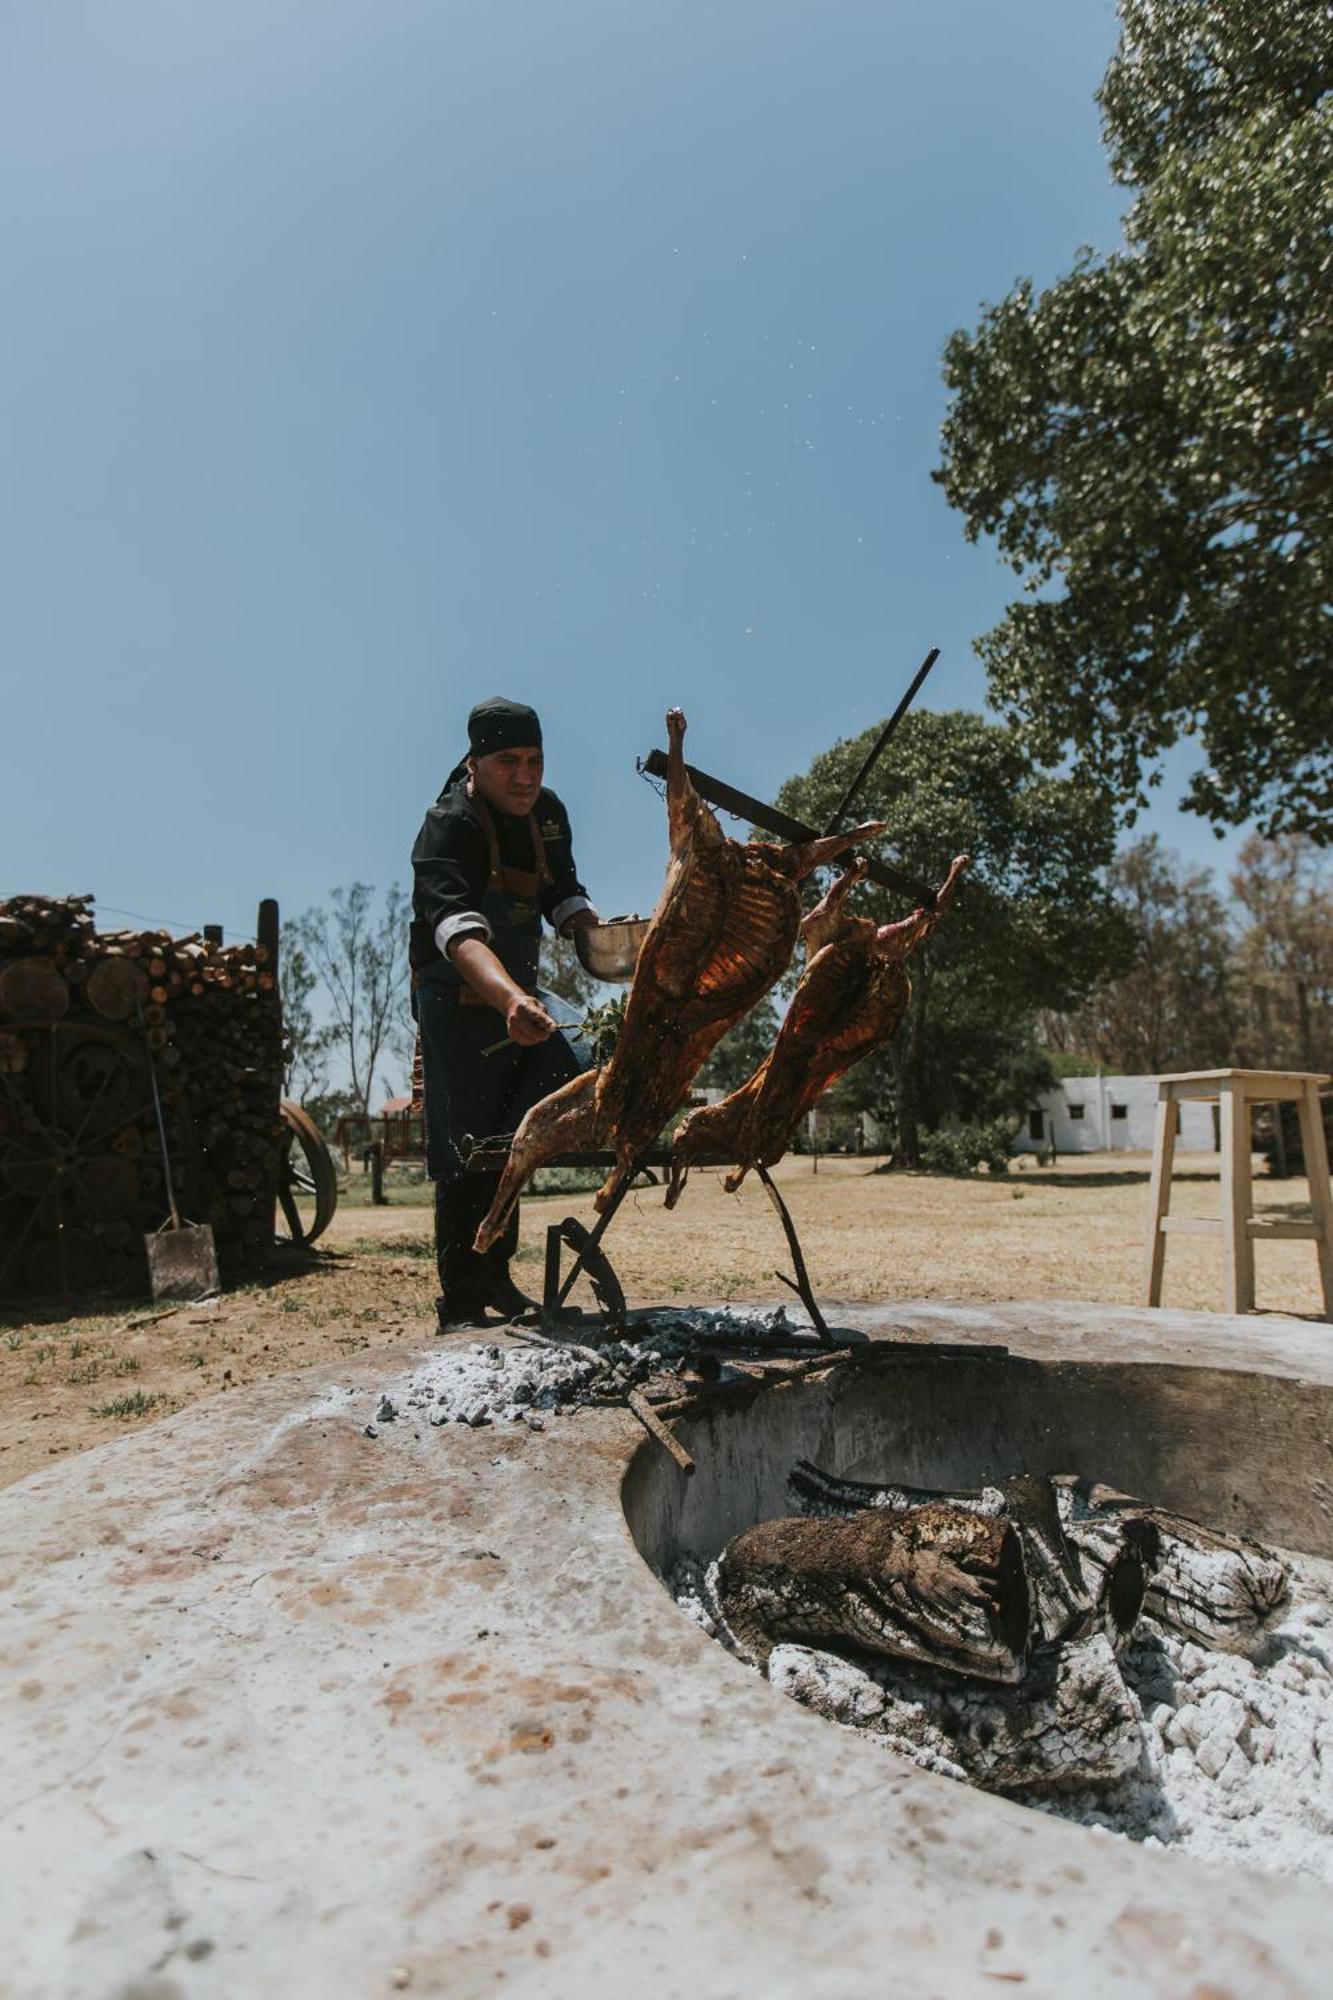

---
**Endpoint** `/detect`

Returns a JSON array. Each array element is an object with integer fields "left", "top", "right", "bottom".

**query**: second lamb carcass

[
  {"left": 665, "top": 850, "right": 969, "bottom": 1205},
  {"left": 473, "top": 709, "right": 883, "bottom": 1251}
]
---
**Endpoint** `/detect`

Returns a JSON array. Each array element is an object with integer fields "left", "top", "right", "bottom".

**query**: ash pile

[
  {"left": 0, "top": 892, "right": 284, "bottom": 1297},
  {"left": 671, "top": 1464, "right": 1333, "bottom": 1881},
  {"left": 371, "top": 1306, "right": 815, "bottom": 1436}
]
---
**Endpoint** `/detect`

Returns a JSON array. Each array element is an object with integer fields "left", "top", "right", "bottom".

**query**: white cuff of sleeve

[
  {"left": 552, "top": 895, "right": 597, "bottom": 935},
  {"left": 436, "top": 911, "right": 492, "bottom": 958}
]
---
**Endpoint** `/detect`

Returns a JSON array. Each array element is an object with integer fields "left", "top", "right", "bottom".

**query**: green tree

[
  {"left": 774, "top": 710, "right": 1127, "bottom": 1165},
  {"left": 936, "top": 0, "right": 1333, "bottom": 837},
  {"left": 1049, "top": 836, "right": 1238, "bottom": 1073},
  {"left": 696, "top": 996, "right": 781, "bottom": 1095}
]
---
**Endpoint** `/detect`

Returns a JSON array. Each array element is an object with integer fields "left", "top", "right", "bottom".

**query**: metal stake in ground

[
  {"left": 757, "top": 1165, "right": 833, "bottom": 1345},
  {"left": 543, "top": 1157, "right": 650, "bottom": 1329}
]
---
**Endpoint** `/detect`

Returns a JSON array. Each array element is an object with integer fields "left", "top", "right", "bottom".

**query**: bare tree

[
  {"left": 538, "top": 933, "right": 597, "bottom": 1011},
  {"left": 1050, "top": 838, "right": 1238, "bottom": 1074},
  {"left": 279, "top": 935, "right": 333, "bottom": 1103},
  {"left": 1231, "top": 836, "right": 1333, "bottom": 1074},
  {"left": 288, "top": 883, "right": 410, "bottom": 1118}
]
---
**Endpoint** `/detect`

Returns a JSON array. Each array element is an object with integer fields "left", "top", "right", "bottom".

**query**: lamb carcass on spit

[
  {"left": 473, "top": 708, "right": 883, "bottom": 1251},
  {"left": 665, "top": 849, "right": 969, "bottom": 1206}
]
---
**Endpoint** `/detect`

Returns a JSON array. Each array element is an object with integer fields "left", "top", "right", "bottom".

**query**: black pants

[{"left": 415, "top": 975, "right": 584, "bottom": 1307}]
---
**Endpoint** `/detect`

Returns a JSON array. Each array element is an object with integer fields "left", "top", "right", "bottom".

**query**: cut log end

[{"left": 715, "top": 1509, "right": 1030, "bottom": 1684}]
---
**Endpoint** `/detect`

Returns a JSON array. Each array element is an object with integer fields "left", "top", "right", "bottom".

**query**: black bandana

[{"left": 467, "top": 697, "right": 543, "bottom": 758}]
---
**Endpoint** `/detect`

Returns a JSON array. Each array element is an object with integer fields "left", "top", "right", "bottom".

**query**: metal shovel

[{"left": 138, "top": 1010, "right": 219, "bottom": 1301}]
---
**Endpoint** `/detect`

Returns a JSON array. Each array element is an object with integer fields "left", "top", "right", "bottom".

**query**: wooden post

[
  {"left": 1219, "top": 1081, "right": 1255, "bottom": 1314},
  {"left": 1143, "top": 1083, "right": 1178, "bottom": 1307},
  {"left": 1295, "top": 1081, "right": 1333, "bottom": 1320},
  {"left": 257, "top": 898, "right": 281, "bottom": 1249}
]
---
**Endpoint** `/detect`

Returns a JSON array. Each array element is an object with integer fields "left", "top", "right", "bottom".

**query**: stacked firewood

[{"left": 0, "top": 891, "right": 285, "bottom": 1295}]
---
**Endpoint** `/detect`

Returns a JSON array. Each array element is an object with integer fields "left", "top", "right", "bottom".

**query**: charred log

[
  {"left": 714, "top": 1507, "right": 1030, "bottom": 1684},
  {"left": 1054, "top": 1478, "right": 1290, "bottom": 1653},
  {"left": 769, "top": 1632, "right": 1144, "bottom": 1796},
  {"left": 785, "top": 1459, "right": 1007, "bottom": 1520},
  {"left": 999, "top": 1473, "right": 1099, "bottom": 1647},
  {"left": 786, "top": 1461, "right": 1144, "bottom": 1650}
]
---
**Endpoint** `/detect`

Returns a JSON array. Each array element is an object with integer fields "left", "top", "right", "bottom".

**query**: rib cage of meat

[
  {"left": 472, "top": 708, "right": 884, "bottom": 1252},
  {"left": 665, "top": 851, "right": 969, "bottom": 1205}
]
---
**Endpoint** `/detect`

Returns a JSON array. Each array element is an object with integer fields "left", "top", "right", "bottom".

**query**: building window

[
  {"left": 1028, "top": 1108, "right": 1044, "bottom": 1139},
  {"left": 1068, "top": 1103, "right": 1086, "bottom": 1121},
  {"left": 1111, "top": 1103, "right": 1128, "bottom": 1121}
]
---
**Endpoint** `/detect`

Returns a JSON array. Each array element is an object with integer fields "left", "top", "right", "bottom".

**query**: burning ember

[{"left": 669, "top": 1465, "right": 1333, "bottom": 1881}]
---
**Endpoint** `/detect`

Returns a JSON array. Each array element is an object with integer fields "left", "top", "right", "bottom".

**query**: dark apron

[{"left": 415, "top": 794, "right": 585, "bottom": 1182}]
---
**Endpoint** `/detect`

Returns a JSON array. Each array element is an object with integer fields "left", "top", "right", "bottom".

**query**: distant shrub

[{"left": 917, "top": 1121, "right": 1015, "bottom": 1177}]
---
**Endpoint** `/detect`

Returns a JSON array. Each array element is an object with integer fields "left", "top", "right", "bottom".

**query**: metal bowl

[{"left": 574, "top": 916, "right": 650, "bottom": 984}]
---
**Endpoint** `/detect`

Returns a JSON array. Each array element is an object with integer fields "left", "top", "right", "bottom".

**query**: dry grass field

[{"left": 1, "top": 1151, "right": 1326, "bottom": 1491}]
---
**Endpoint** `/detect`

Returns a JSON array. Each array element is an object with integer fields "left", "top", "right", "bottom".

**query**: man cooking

[{"left": 410, "top": 697, "right": 598, "bottom": 1330}]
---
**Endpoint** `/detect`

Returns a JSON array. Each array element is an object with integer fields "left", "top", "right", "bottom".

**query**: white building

[{"left": 1012, "top": 1075, "right": 1218, "bottom": 1155}]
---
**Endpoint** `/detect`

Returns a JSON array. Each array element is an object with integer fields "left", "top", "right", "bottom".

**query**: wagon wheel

[
  {"left": 276, "top": 1100, "right": 338, "bottom": 1247},
  {"left": 0, "top": 1018, "right": 198, "bottom": 1300}
]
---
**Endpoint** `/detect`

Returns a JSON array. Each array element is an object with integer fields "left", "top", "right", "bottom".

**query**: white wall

[{"left": 1012, "top": 1076, "right": 1218, "bottom": 1154}]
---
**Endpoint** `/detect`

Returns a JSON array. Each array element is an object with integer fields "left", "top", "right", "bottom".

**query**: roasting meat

[
  {"left": 473, "top": 708, "right": 882, "bottom": 1250},
  {"left": 665, "top": 850, "right": 968, "bottom": 1205}
]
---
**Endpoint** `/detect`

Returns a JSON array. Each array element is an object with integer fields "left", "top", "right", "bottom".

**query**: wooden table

[{"left": 1143, "top": 1069, "right": 1333, "bottom": 1318}]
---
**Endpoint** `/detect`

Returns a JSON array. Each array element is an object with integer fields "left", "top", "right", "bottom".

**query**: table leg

[
  {"left": 1296, "top": 1081, "right": 1333, "bottom": 1320},
  {"left": 1220, "top": 1083, "right": 1255, "bottom": 1314},
  {"left": 1143, "top": 1089, "right": 1178, "bottom": 1306}
]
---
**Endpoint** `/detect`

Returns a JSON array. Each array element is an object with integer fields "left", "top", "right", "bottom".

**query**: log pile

[{"left": 0, "top": 891, "right": 285, "bottom": 1297}]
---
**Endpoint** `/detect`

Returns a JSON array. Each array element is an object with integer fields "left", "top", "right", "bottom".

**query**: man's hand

[
  {"left": 451, "top": 938, "right": 558, "bottom": 1043},
  {"left": 505, "top": 993, "right": 558, "bottom": 1046}
]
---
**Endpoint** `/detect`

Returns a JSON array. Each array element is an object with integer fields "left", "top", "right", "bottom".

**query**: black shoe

[
  {"left": 487, "top": 1269, "right": 539, "bottom": 1321},
  {"left": 434, "top": 1292, "right": 496, "bottom": 1335}
]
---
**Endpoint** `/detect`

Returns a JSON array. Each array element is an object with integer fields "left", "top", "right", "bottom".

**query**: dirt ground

[{"left": 1, "top": 1150, "right": 1326, "bottom": 1491}]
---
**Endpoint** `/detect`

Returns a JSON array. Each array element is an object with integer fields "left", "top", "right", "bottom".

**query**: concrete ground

[{"left": 3, "top": 1301, "right": 1333, "bottom": 1998}]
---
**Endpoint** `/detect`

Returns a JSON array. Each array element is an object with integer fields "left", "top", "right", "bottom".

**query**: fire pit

[
  {"left": 623, "top": 1306, "right": 1333, "bottom": 1881},
  {"left": 5, "top": 1297, "right": 1333, "bottom": 1992}
]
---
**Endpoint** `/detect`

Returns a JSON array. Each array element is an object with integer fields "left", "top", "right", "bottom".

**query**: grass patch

[
  {"left": 530, "top": 1166, "right": 605, "bottom": 1196},
  {"left": 341, "top": 1235, "right": 433, "bottom": 1260},
  {"left": 92, "top": 1391, "right": 164, "bottom": 1420}
]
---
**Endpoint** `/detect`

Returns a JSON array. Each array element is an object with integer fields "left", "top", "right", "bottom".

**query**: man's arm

[
  {"left": 411, "top": 806, "right": 495, "bottom": 958},
  {"left": 450, "top": 938, "right": 557, "bottom": 1046}
]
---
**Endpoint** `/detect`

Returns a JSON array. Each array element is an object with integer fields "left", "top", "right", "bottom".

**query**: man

[{"left": 410, "top": 697, "right": 598, "bottom": 1329}]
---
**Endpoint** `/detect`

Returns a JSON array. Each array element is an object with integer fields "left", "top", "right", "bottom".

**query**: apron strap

[
  {"left": 472, "top": 792, "right": 548, "bottom": 899},
  {"left": 527, "top": 811, "right": 553, "bottom": 891}
]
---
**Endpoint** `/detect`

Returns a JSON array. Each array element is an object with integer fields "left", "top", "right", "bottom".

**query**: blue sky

[{"left": 2, "top": 0, "right": 1246, "bottom": 949}]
